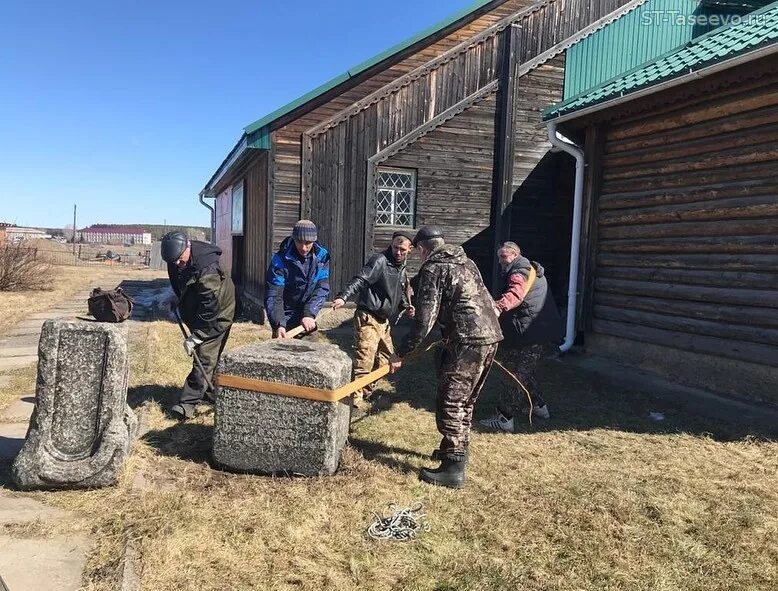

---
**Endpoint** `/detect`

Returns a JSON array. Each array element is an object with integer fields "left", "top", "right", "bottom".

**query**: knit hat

[
  {"left": 500, "top": 241, "right": 521, "bottom": 255},
  {"left": 292, "top": 219, "right": 318, "bottom": 242},
  {"left": 392, "top": 230, "right": 414, "bottom": 243}
]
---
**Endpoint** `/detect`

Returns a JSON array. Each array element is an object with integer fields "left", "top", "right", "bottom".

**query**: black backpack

[{"left": 88, "top": 287, "right": 134, "bottom": 322}]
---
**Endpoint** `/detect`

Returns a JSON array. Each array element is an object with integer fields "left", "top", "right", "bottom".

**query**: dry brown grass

[
  {"left": 1, "top": 320, "right": 776, "bottom": 590},
  {"left": 0, "top": 365, "right": 37, "bottom": 413}
]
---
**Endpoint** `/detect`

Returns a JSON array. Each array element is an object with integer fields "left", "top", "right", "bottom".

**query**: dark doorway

[{"left": 508, "top": 151, "right": 575, "bottom": 308}]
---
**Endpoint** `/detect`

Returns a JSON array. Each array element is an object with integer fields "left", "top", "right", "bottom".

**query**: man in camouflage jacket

[{"left": 390, "top": 226, "right": 502, "bottom": 489}]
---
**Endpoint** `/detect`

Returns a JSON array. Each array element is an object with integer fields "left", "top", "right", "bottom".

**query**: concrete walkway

[
  {"left": 0, "top": 275, "right": 116, "bottom": 591},
  {"left": 0, "top": 284, "right": 101, "bottom": 372},
  {"left": 0, "top": 395, "right": 88, "bottom": 591}
]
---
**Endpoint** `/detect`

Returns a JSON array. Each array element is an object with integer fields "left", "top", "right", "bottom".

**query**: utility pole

[{"left": 72, "top": 204, "right": 77, "bottom": 255}]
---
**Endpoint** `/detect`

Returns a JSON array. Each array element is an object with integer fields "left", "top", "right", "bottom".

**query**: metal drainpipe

[
  {"left": 199, "top": 194, "right": 216, "bottom": 244},
  {"left": 546, "top": 122, "right": 585, "bottom": 353}
]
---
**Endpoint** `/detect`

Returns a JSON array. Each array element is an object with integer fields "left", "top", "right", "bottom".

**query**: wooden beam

[{"left": 490, "top": 23, "right": 521, "bottom": 291}]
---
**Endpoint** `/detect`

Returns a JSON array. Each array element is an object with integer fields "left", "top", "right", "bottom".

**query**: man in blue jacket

[{"left": 264, "top": 220, "right": 330, "bottom": 338}]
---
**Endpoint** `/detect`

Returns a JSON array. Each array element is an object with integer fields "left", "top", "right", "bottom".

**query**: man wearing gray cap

[
  {"left": 264, "top": 220, "right": 331, "bottom": 338},
  {"left": 389, "top": 225, "right": 503, "bottom": 489}
]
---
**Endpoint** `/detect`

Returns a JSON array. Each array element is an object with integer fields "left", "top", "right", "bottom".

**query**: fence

[{"left": 30, "top": 246, "right": 151, "bottom": 267}]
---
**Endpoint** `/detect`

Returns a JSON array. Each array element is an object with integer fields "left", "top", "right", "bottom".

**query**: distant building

[
  {"left": 0, "top": 223, "right": 10, "bottom": 244},
  {"left": 77, "top": 225, "right": 152, "bottom": 245},
  {"left": 4, "top": 226, "right": 51, "bottom": 242}
]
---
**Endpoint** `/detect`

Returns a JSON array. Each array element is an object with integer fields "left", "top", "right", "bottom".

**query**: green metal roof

[
  {"left": 243, "top": 0, "right": 498, "bottom": 135},
  {"left": 562, "top": 0, "right": 771, "bottom": 99},
  {"left": 544, "top": 0, "right": 778, "bottom": 120}
]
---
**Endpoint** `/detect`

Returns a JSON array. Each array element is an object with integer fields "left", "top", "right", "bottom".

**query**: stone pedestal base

[{"left": 12, "top": 319, "right": 136, "bottom": 490}]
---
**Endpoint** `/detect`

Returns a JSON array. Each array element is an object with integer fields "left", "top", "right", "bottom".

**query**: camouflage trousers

[
  {"left": 353, "top": 310, "right": 394, "bottom": 398},
  {"left": 434, "top": 342, "right": 499, "bottom": 460},
  {"left": 495, "top": 343, "right": 551, "bottom": 417}
]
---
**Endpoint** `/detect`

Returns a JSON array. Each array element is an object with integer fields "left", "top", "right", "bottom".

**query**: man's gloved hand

[{"left": 183, "top": 335, "right": 203, "bottom": 356}]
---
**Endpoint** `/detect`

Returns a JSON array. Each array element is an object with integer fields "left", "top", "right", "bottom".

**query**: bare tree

[{"left": 0, "top": 244, "right": 50, "bottom": 291}]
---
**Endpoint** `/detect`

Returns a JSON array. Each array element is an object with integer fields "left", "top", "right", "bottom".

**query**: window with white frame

[{"left": 376, "top": 168, "right": 416, "bottom": 227}]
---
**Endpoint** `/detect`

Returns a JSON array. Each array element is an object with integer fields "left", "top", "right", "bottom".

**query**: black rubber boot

[
  {"left": 419, "top": 458, "right": 467, "bottom": 489},
  {"left": 170, "top": 403, "right": 195, "bottom": 420}
]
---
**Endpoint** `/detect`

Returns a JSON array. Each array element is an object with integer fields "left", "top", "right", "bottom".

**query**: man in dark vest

[
  {"left": 480, "top": 241, "right": 564, "bottom": 431},
  {"left": 332, "top": 231, "right": 415, "bottom": 401},
  {"left": 264, "top": 220, "right": 330, "bottom": 338},
  {"left": 389, "top": 226, "right": 503, "bottom": 489},
  {"left": 161, "top": 231, "right": 236, "bottom": 420}
]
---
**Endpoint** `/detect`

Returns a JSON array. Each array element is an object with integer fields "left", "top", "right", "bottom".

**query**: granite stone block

[{"left": 214, "top": 340, "right": 352, "bottom": 476}]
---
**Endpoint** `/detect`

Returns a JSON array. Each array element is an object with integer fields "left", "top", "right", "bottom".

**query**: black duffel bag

[{"left": 88, "top": 287, "right": 134, "bottom": 322}]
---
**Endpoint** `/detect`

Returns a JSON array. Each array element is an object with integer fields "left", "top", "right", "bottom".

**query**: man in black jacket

[
  {"left": 161, "top": 231, "right": 236, "bottom": 420},
  {"left": 333, "top": 231, "right": 414, "bottom": 400},
  {"left": 389, "top": 226, "right": 503, "bottom": 489},
  {"left": 480, "top": 241, "right": 563, "bottom": 431}
]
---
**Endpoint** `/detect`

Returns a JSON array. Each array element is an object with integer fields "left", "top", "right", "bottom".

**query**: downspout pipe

[
  {"left": 199, "top": 193, "right": 216, "bottom": 245},
  {"left": 546, "top": 121, "right": 585, "bottom": 353}
]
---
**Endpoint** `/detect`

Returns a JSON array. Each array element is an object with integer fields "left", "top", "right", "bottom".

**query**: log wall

[{"left": 590, "top": 65, "right": 778, "bottom": 377}]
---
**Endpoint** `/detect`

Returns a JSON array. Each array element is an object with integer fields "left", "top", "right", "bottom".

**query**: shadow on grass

[
  {"left": 349, "top": 437, "right": 429, "bottom": 475},
  {"left": 372, "top": 349, "right": 776, "bottom": 443},
  {"left": 142, "top": 422, "right": 213, "bottom": 464},
  {"left": 0, "top": 461, "right": 12, "bottom": 488},
  {"left": 127, "top": 384, "right": 179, "bottom": 410}
]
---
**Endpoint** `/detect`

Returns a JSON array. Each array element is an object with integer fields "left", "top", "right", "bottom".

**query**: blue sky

[{"left": 0, "top": 0, "right": 478, "bottom": 230}]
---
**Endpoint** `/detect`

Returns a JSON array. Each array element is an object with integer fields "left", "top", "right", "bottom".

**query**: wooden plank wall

[
  {"left": 243, "top": 152, "right": 268, "bottom": 295},
  {"left": 381, "top": 94, "right": 498, "bottom": 274},
  {"left": 592, "top": 68, "right": 778, "bottom": 368},
  {"left": 375, "top": 59, "right": 566, "bottom": 282},
  {"left": 214, "top": 186, "right": 232, "bottom": 277},
  {"left": 508, "top": 57, "right": 571, "bottom": 301},
  {"left": 299, "top": 0, "right": 634, "bottom": 292},
  {"left": 272, "top": 0, "right": 536, "bottom": 275},
  {"left": 512, "top": 56, "right": 564, "bottom": 192}
]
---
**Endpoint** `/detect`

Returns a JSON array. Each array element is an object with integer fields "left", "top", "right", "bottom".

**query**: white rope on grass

[{"left": 367, "top": 503, "right": 431, "bottom": 541}]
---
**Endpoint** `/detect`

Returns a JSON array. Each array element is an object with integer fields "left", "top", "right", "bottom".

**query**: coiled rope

[{"left": 367, "top": 503, "right": 431, "bottom": 541}]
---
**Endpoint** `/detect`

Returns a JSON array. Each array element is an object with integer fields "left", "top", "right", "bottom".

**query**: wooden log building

[
  {"left": 543, "top": 1, "right": 778, "bottom": 402},
  {"left": 201, "top": 0, "right": 776, "bottom": 402},
  {"left": 200, "top": 0, "right": 647, "bottom": 306}
]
